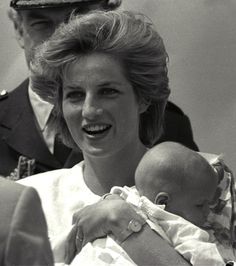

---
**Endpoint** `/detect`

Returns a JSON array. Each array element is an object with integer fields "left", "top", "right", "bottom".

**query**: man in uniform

[
  {"left": 157, "top": 101, "right": 198, "bottom": 151},
  {"left": 0, "top": 0, "right": 198, "bottom": 179}
]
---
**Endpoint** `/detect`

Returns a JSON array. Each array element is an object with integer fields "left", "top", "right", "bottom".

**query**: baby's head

[{"left": 135, "top": 142, "right": 218, "bottom": 227}]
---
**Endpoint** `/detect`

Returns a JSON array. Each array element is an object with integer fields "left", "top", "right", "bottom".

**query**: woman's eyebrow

[
  {"left": 64, "top": 81, "right": 122, "bottom": 90},
  {"left": 64, "top": 85, "right": 83, "bottom": 90},
  {"left": 97, "top": 82, "right": 121, "bottom": 87}
]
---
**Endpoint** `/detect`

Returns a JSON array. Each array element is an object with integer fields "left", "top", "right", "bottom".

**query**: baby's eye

[{"left": 196, "top": 204, "right": 204, "bottom": 208}]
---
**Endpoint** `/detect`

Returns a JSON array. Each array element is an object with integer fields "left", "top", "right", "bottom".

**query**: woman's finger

[
  {"left": 72, "top": 209, "right": 83, "bottom": 224},
  {"left": 65, "top": 224, "right": 77, "bottom": 264},
  {"left": 75, "top": 225, "right": 84, "bottom": 252}
]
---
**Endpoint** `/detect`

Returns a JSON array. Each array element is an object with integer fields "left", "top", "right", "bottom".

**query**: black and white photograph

[{"left": 0, "top": 0, "right": 235, "bottom": 265}]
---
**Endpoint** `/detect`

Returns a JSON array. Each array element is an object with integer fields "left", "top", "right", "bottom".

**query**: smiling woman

[
  {"left": 31, "top": 10, "right": 170, "bottom": 150},
  {"left": 19, "top": 9, "right": 194, "bottom": 266},
  {"left": 62, "top": 53, "right": 141, "bottom": 158}
]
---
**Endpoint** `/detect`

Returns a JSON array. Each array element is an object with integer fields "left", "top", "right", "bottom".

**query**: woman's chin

[{"left": 82, "top": 145, "right": 113, "bottom": 158}]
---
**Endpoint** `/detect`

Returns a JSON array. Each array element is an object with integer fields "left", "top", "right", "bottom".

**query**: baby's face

[{"left": 166, "top": 184, "right": 217, "bottom": 228}]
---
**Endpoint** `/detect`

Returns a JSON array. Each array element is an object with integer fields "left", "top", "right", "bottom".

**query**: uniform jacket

[
  {"left": 0, "top": 80, "right": 82, "bottom": 178},
  {"left": 0, "top": 79, "right": 198, "bottom": 178},
  {"left": 158, "top": 101, "right": 199, "bottom": 151},
  {"left": 0, "top": 177, "right": 54, "bottom": 265}
]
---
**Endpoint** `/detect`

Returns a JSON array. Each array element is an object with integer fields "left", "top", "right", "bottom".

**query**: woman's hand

[
  {"left": 65, "top": 195, "right": 145, "bottom": 264},
  {"left": 65, "top": 195, "right": 190, "bottom": 266}
]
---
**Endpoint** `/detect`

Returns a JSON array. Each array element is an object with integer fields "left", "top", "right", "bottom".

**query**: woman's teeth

[{"left": 83, "top": 124, "right": 111, "bottom": 134}]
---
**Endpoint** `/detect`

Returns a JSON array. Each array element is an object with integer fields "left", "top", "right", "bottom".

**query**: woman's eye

[
  {"left": 100, "top": 88, "right": 119, "bottom": 96},
  {"left": 66, "top": 91, "right": 84, "bottom": 101}
]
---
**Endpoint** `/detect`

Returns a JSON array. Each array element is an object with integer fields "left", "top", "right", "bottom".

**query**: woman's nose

[{"left": 82, "top": 97, "right": 103, "bottom": 119}]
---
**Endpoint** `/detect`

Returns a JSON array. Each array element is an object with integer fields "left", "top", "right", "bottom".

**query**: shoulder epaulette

[
  {"left": 0, "top": 90, "right": 8, "bottom": 101},
  {"left": 166, "top": 101, "right": 184, "bottom": 115}
]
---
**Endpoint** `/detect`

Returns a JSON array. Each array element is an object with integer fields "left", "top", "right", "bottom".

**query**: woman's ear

[
  {"left": 138, "top": 100, "right": 150, "bottom": 114},
  {"left": 154, "top": 192, "right": 170, "bottom": 205}
]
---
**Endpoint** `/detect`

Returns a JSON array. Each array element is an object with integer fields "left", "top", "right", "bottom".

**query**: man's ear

[
  {"left": 154, "top": 192, "right": 170, "bottom": 205},
  {"left": 12, "top": 16, "right": 25, "bottom": 49}
]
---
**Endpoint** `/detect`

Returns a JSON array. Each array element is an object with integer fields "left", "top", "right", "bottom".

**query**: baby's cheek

[{"left": 188, "top": 211, "right": 205, "bottom": 227}]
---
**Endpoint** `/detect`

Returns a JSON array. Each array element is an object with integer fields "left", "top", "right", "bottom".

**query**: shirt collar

[{"left": 28, "top": 80, "right": 54, "bottom": 131}]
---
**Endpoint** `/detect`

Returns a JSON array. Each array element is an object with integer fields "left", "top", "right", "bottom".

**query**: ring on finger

[
  {"left": 76, "top": 235, "right": 83, "bottom": 242},
  {"left": 76, "top": 232, "right": 83, "bottom": 242}
]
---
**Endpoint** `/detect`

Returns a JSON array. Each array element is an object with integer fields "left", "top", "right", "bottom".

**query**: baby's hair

[{"left": 135, "top": 142, "right": 217, "bottom": 203}]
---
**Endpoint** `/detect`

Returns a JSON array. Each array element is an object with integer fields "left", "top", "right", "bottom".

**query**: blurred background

[{"left": 0, "top": 0, "right": 235, "bottom": 174}]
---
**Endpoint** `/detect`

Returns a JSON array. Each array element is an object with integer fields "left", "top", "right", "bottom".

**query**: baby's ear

[{"left": 154, "top": 192, "right": 170, "bottom": 205}]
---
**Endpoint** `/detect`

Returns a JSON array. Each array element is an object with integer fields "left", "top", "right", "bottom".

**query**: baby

[
  {"left": 108, "top": 141, "right": 227, "bottom": 266},
  {"left": 133, "top": 141, "right": 236, "bottom": 265},
  {"left": 135, "top": 141, "right": 218, "bottom": 229},
  {"left": 63, "top": 142, "right": 234, "bottom": 265}
]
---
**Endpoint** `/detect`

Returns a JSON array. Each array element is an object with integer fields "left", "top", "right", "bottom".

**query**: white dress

[
  {"left": 18, "top": 162, "right": 136, "bottom": 265},
  {"left": 18, "top": 160, "right": 235, "bottom": 265}
]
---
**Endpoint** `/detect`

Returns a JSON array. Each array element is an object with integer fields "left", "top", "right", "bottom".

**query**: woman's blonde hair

[{"left": 31, "top": 10, "right": 170, "bottom": 149}]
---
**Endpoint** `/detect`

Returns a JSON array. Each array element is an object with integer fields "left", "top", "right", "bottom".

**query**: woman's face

[{"left": 62, "top": 53, "right": 143, "bottom": 157}]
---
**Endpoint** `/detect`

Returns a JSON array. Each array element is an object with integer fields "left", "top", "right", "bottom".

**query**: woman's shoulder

[{"left": 18, "top": 163, "right": 84, "bottom": 193}]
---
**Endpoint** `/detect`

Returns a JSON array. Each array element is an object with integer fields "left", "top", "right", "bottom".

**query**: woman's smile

[{"left": 82, "top": 123, "right": 112, "bottom": 137}]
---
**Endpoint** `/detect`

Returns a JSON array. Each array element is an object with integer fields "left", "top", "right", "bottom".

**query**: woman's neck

[{"left": 83, "top": 142, "right": 147, "bottom": 196}]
